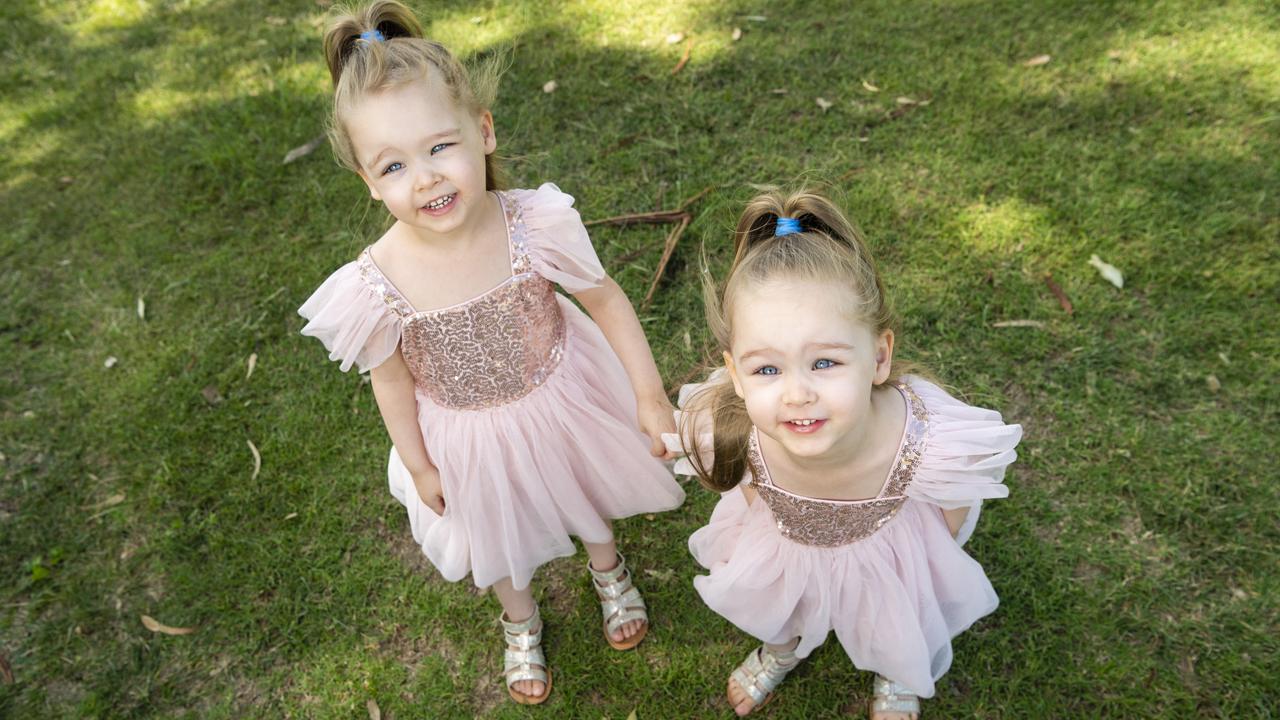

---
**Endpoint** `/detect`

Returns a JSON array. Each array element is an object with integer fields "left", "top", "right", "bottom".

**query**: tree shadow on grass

[{"left": 1, "top": 0, "right": 1277, "bottom": 716}]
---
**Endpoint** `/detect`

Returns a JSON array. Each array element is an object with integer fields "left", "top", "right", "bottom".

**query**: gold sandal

[
  {"left": 588, "top": 552, "right": 649, "bottom": 650},
  {"left": 728, "top": 644, "right": 800, "bottom": 713},
  {"left": 501, "top": 605, "right": 551, "bottom": 705},
  {"left": 870, "top": 674, "right": 920, "bottom": 718}
]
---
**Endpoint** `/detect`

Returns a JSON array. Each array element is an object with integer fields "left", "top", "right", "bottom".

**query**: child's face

[
  {"left": 348, "top": 72, "right": 496, "bottom": 236},
  {"left": 724, "top": 278, "right": 893, "bottom": 462}
]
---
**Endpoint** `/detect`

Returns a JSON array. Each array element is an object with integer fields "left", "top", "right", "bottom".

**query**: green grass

[{"left": 2, "top": 0, "right": 1277, "bottom": 717}]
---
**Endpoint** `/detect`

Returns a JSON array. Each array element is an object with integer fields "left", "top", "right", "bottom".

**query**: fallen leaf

[
  {"left": 140, "top": 615, "right": 195, "bottom": 636},
  {"left": 731, "top": 27, "right": 742, "bottom": 41},
  {"left": 282, "top": 135, "right": 325, "bottom": 164},
  {"left": 1230, "top": 587, "right": 1247, "bottom": 600},
  {"left": 1023, "top": 54, "right": 1051, "bottom": 67},
  {"left": 1043, "top": 273, "right": 1073, "bottom": 315},
  {"left": 743, "top": 15, "right": 767, "bottom": 22},
  {"left": 992, "top": 320, "right": 1046, "bottom": 329},
  {"left": 104, "top": 356, "right": 118, "bottom": 369},
  {"left": 625, "top": 710, "right": 638, "bottom": 720},
  {"left": 366, "top": 699, "right": 381, "bottom": 720},
  {"left": 542, "top": 80, "right": 557, "bottom": 93},
  {"left": 683, "top": 330, "right": 692, "bottom": 350},
  {"left": 136, "top": 296, "right": 146, "bottom": 321},
  {"left": 769, "top": 87, "right": 789, "bottom": 95},
  {"left": 0, "top": 654, "right": 12, "bottom": 684},
  {"left": 469, "top": 15, "right": 483, "bottom": 24},
  {"left": 861, "top": 79, "right": 880, "bottom": 92},
  {"left": 247, "top": 439, "right": 261, "bottom": 480},
  {"left": 896, "top": 96, "right": 930, "bottom": 106},
  {"left": 246, "top": 353, "right": 258, "bottom": 380},
  {"left": 1107, "top": 49, "right": 1123, "bottom": 60},
  {"left": 265, "top": 16, "right": 287, "bottom": 26},
  {"left": 644, "top": 568, "right": 675, "bottom": 582},
  {"left": 1217, "top": 352, "right": 1230, "bottom": 365},
  {"left": 1206, "top": 375, "right": 1221, "bottom": 393},
  {"left": 665, "top": 32, "right": 684, "bottom": 44},
  {"left": 671, "top": 39, "right": 692, "bottom": 75},
  {"left": 284, "top": 512, "right": 298, "bottom": 520},
  {"left": 1087, "top": 254, "right": 1124, "bottom": 288},
  {"left": 815, "top": 97, "right": 834, "bottom": 111},
  {"left": 58, "top": 176, "right": 74, "bottom": 188},
  {"left": 201, "top": 385, "right": 224, "bottom": 405}
]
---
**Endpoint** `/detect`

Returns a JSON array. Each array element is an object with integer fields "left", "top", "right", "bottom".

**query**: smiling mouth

[
  {"left": 423, "top": 193, "right": 456, "bottom": 211},
  {"left": 784, "top": 419, "right": 826, "bottom": 433}
]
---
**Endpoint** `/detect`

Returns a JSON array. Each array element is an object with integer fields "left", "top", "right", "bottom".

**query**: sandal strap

[
  {"left": 589, "top": 553, "right": 649, "bottom": 633},
  {"left": 871, "top": 674, "right": 920, "bottom": 713},
  {"left": 501, "top": 607, "right": 548, "bottom": 688},
  {"left": 731, "top": 645, "right": 799, "bottom": 706}
]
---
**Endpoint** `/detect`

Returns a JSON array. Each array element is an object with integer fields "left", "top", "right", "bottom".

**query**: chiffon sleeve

[
  {"left": 512, "top": 183, "right": 606, "bottom": 293},
  {"left": 661, "top": 369, "right": 726, "bottom": 478},
  {"left": 904, "top": 376, "right": 1022, "bottom": 545},
  {"left": 298, "top": 261, "right": 403, "bottom": 373}
]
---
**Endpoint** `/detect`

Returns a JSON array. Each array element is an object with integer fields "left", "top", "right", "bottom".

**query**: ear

[
  {"left": 723, "top": 350, "right": 746, "bottom": 399},
  {"left": 478, "top": 111, "right": 497, "bottom": 155},
  {"left": 356, "top": 169, "right": 383, "bottom": 201},
  {"left": 872, "top": 329, "right": 895, "bottom": 385}
]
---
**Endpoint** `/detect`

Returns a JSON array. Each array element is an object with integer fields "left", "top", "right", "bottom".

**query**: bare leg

[
  {"left": 727, "top": 637, "right": 800, "bottom": 717},
  {"left": 582, "top": 529, "right": 645, "bottom": 644},
  {"left": 491, "top": 577, "right": 543, "bottom": 699}
]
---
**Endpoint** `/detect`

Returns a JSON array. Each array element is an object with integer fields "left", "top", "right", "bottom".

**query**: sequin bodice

[
  {"left": 747, "top": 382, "right": 930, "bottom": 547},
  {"left": 356, "top": 192, "right": 566, "bottom": 410}
]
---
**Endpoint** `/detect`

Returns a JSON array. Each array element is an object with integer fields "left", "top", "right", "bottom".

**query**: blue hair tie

[
  {"left": 359, "top": 29, "right": 386, "bottom": 43},
  {"left": 775, "top": 217, "right": 802, "bottom": 236}
]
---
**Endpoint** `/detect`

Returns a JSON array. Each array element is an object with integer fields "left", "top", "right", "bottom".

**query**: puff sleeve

[
  {"left": 298, "top": 261, "right": 403, "bottom": 373},
  {"left": 511, "top": 183, "right": 606, "bottom": 293},
  {"left": 661, "top": 369, "right": 727, "bottom": 479},
  {"left": 904, "top": 376, "right": 1022, "bottom": 545}
]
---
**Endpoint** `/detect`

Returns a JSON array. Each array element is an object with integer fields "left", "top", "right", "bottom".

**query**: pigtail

[
  {"left": 323, "top": 1, "right": 423, "bottom": 86},
  {"left": 680, "top": 378, "right": 755, "bottom": 493}
]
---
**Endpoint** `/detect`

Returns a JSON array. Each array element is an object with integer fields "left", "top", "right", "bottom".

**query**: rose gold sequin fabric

[
  {"left": 357, "top": 192, "right": 566, "bottom": 410},
  {"left": 747, "top": 382, "right": 930, "bottom": 547}
]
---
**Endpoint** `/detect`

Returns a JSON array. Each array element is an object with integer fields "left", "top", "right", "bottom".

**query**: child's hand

[
  {"left": 411, "top": 468, "right": 446, "bottom": 516},
  {"left": 637, "top": 394, "right": 678, "bottom": 460}
]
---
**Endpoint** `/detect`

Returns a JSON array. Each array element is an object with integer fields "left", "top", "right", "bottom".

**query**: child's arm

[
  {"left": 942, "top": 506, "right": 970, "bottom": 538},
  {"left": 573, "top": 277, "right": 675, "bottom": 459},
  {"left": 370, "top": 348, "right": 445, "bottom": 514}
]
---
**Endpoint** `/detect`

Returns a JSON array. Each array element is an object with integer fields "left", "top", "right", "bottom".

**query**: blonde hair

[
  {"left": 683, "top": 189, "right": 918, "bottom": 492},
  {"left": 322, "top": 0, "right": 505, "bottom": 188}
]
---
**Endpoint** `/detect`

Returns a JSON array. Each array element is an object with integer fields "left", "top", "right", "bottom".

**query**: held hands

[
  {"left": 411, "top": 467, "right": 446, "bottom": 516},
  {"left": 637, "top": 393, "right": 678, "bottom": 460}
]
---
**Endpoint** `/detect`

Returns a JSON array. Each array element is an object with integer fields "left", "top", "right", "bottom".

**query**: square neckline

[
  {"left": 361, "top": 191, "right": 527, "bottom": 317},
  {"left": 749, "top": 382, "right": 914, "bottom": 505}
]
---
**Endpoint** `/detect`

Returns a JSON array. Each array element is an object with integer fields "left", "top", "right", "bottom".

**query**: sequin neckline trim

[
  {"left": 749, "top": 381, "right": 928, "bottom": 505},
  {"left": 358, "top": 192, "right": 526, "bottom": 318}
]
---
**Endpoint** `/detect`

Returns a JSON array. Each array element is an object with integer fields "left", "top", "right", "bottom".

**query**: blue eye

[
  {"left": 814, "top": 359, "right": 837, "bottom": 370},
  {"left": 381, "top": 161, "right": 404, "bottom": 176},
  {"left": 430, "top": 143, "right": 451, "bottom": 154},
  {"left": 754, "top": 365, "right": 779, "bottom": 376}
]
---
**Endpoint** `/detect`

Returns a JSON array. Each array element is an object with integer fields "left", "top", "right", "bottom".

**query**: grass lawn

[{"left": 2, "top": 0, "right": 1277, "bottom": 717}]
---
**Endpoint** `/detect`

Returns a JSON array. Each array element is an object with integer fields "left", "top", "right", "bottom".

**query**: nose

[
  {"left": 413, "top": 162, "right": 440, "bottom": 191},
  {"left": 782, "top": 372, "right": 816, "bottom": 406}
]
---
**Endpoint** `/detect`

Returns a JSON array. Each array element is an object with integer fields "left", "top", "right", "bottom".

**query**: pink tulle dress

[
  {"left": 299, "top": 183, "right": 685, "bottom": 590},
  {"left": 665, "top": 375, "right": 1020, "bottom": 698}
]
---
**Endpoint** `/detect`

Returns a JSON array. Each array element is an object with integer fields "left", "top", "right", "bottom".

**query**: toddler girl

[
  {"left": 666, "top": 189, "right": 1021, "bottom": 718},
  {"left": 298, "top": 1, "right": 684, "bottom": 704}
]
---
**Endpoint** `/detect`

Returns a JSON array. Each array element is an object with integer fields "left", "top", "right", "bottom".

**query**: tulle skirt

[
  {"left": 388, "top": 296, "right": 685, "bottom": 590},
  {"left": 689, "top": 489, "right": 997, "bottom": 698}
]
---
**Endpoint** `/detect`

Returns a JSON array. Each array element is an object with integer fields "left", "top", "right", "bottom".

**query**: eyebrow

[
  {"left": 364, "top": 128, "right": 461, "bottom": 170},
  {"left": 738, "top": 342, "right": 854, "bottom": 362}
]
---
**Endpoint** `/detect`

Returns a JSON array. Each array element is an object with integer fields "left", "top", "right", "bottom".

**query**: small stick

[
  {"left": 642, "top": 214, "right": 691, "bottom": 309},
  {"left": 671, "top": 39, "right": 693, "bottom": 75},
  {"left": 584, "top": 209, "right": 688, "bottom": 228},
  {"left": 1044, "top": 273, "right": 1074, "bottom": 315}
]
